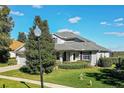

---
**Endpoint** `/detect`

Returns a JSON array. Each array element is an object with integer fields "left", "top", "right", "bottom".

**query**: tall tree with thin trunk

[
  {"left": 22, "top": 16, "right": 55, "bottom": 74},
  {"left": 18, "top": 32, "right": 26, "bottom": 43},
  {"left": 0, "top": 6, "right": 14, "bottom": 63}
]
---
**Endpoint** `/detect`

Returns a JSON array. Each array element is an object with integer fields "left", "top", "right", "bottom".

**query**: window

[{"left": 83, "top": 55, "right": 90, "bottom": 60}]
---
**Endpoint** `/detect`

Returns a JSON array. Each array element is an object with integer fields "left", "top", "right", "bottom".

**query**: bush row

[
  {"left": 110, "top": 70, "right": 124, "bottom": 80},
  {"left": 97, "top": 57, "right": 124, "bottom": 67},
  {"left": 58, "top": 61, "right": 90, "bottom": 69}
]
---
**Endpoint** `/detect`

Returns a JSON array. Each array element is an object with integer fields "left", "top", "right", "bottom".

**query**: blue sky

[{"left": 8, "top": 5, "right": 124, "bottom": 51}]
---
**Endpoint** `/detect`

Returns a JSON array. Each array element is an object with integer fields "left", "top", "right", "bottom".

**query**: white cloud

[
  {"left": 104, "top": 32, "right": 124, "bottom": 37},
  {"left": 10, "top": 10, "right": 24, "bottom": 16},
  {"left": 58, "top": 29, "right": 80, "bottom": 35},
  {"left": 100, "top": 21, "right": 111, "bottom": 26},
  {"left": 114, "top": 18, "right": 124, "bottom": 22},
  {"left": 115, "top": 23, "right": 124, "bottom": 27},
  {"left": 32, "top": 5, "right": 43, "bottom": 9},
  {"left": 68, "top": 16, "right": 81, "bottom": 24}
]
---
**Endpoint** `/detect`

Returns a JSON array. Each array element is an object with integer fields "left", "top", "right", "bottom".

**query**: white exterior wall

[
  {"left": 16, "top": 46, "right": 26, "bottom": 65},
  {"left": 9, "top": 51, "right": 16, "bottom": 58},
  {"left": 91, "top": 52, "right": 97, "bottom": 66},
  {"left": 59, "top": 52, "right": 63, "bottom": 63},
  {"left": 16, "top": 47, "right": 26, "bottom": 52},
  {"left": 52, "top": 34, "right": 65, "bottom": 44},
  {"left": 104, "top": 52, "right": 110, "bottom": 57},
  {"left": 69, "top": 52, "right": 80, "bottom": 62},
  {"left": 70, "top": 52, "right": 73, "bottom": 62},
  {"left": 96, "top": 52, "right": 110, "bottom": 61},
  {"left": 16, "top": 56, "right": 26, "bottom": 65}
]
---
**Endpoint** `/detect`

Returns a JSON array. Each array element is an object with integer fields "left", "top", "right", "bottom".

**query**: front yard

[
  {"left": 0, "top": 58, "right": 17, "bottom": 67},
  {"left": 0, "top": 78, "right": 40, "bottom": 88},
  {"left": 0, "top": 67, "right": 118, "bottom": 88}
]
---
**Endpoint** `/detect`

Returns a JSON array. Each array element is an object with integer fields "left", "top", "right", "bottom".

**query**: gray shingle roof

[{"left": 54, "top": 32, "right": 110, "bottom": 51}]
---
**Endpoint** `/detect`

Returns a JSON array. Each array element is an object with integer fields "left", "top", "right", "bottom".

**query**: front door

[
  {"left": 63, "top": 52, "right": 66, "bottom": 61},
  {"left": 80, "top": 51, "right": 83, "bottom": 60}
]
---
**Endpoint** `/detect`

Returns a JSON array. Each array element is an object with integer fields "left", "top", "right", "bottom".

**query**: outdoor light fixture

[
  {"left": 34, "top": 26, "right": 41, "bottom": 37},
  {"left": 34, "top": 26, "right": 44, "bottom": 88}
]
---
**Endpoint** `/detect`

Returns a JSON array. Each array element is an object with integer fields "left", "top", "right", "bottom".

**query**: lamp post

[{"left": 34, "top": 26, "right": 44, "bottom": 88}]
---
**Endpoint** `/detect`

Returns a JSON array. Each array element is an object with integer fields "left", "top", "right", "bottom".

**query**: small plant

[
  {"left": 2, "top": 84, "right": 6, "bottom": 88},
  {"left": 89, "top": 80, "right": 92, "bottom": 87},
  {"left": 79, "top": 72, "right": 85, "bottom": 80}
]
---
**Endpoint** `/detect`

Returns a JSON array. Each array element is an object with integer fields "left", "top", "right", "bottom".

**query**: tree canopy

[
  {"left": 22, "top": 16, "right": 56, "bottom": 74},
  {"left": 0, "top": 5, "right": 14, "bottom": 62},
  {"left": 17, "top": 32, "right": 27, "bottom": 43}
]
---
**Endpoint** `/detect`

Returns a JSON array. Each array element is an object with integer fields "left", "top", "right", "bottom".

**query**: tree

[
  {"left": 0, "top": 6, "right": 14, "bottom": 63},
  {"left": 22, "top": 16, "right": 56, "bottom": 74},
  {"left": 18, "top": 32, "right": 26, "bottom": 43}
]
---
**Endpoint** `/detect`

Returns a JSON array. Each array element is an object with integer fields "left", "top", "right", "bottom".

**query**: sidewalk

[
  {"left": 0, "top": 75, "right": 73, "bottom": 88},
  {"left": 0, "top": 65, "right": 22, "bottom": 73}
]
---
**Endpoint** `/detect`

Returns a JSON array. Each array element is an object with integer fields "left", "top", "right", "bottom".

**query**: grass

[
  {"left": 0, "top": 58, "right": 17, "bottom": 67},
  {"left": 0, "top": 67, "right": 115, "bottom": 88},
  {"left": 0, "top": 78, "right": 40, "bottom": 88}
]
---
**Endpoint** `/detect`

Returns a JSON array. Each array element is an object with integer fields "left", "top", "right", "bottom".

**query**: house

[
  {"left": 10, "top": 32, "right": 110, "bottom": 66},
  {"left": 9, "top": 40, "right": 26, "bottom": 65},
  {"left": 53, "top": 32, "right": 110, "bottom": 66}
]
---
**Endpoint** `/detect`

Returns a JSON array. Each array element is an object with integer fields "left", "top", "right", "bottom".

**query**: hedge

[
  {"left": 98, "top": 57, "right": 124, "bottom": 67},
  {"left": 115, "top": 58, "right": 124, "bottom": 70},
  {"left": 58, "top": 61, "right": 90, "bottom": 69}
]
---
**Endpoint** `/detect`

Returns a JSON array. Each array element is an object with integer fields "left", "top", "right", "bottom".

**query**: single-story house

[
  {"left": 10, "top": 31, "right": 110, "bottom": 66},
  {"left": 53, "top": 32, "right": 110, "bottom": 66}
]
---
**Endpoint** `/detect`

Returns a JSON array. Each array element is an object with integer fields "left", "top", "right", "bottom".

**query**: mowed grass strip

[
  {"left": 0, "top": 68, "right": 114, "bottom": 88},
  {"left": 0, "top": 58, "right": 17, "bottom": 67},
  {"left": 0, "top": 78, "right": 40, "bottom": 88}
]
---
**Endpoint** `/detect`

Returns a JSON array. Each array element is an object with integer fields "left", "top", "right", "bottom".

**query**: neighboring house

[
  {"left": 53, "top": 32, "right": 110, "bottom": 66},
  {"left": 9, "top": 32, "right": 110, "bottom": 66},
  {"left": 9, "top": 40, "right": 26, "bottom": 65}
]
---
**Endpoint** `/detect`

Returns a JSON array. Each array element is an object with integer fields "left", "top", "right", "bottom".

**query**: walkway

[
  {"left": 0, "top": 65, "right": 22, "bottom": 73},
  {"left": 0, "top": 75, "right": 73, "bottom": 88}
]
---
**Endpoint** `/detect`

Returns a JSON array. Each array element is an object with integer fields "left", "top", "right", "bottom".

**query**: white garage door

[{"left": 16, "top": 56, "right": 26, "bottom": 65}]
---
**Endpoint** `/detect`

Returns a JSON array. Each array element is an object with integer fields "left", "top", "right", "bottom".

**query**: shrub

[
  {"left": 111, "top": 70, "right": 124, "bottom": 80},
  {"left": 115, "top": 58, "right": 124, "bottom": 70},
  {"left": 19, "top": 66, "right": 31, "bottom": 73},
  {"left": 0, "top": 49, "right": 10, "bottom": 63},
  {"left": 7, "top": 58, "right": 17, "bottom": 65},
  {"left": 98, "top": 57, "right": 113, "bottom": 67},
  {"left": 58, "top": 61, "right": 90, "bottom": 69},
  {"left": 98, "top": 57, "right": 124, "bottom": 67}
]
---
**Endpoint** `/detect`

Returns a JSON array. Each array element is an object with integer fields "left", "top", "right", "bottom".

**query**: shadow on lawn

[{"left": 86, "top": 68, "right": 124, "bottom": 88}]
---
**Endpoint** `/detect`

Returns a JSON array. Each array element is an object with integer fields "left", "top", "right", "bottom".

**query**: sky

[{"left": 8, "top": 5, "right": 124, "bottom": 51}]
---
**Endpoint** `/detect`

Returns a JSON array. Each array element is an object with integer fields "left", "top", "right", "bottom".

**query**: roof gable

[
  {"left": 54, "top": 32, "right": 110, "bottom": 51},
  {"left": 55, "top": 32, "right": 91, "bottom": 42},
  {"left": 9, "top": 40, "right": 24, "bottom": 51}
]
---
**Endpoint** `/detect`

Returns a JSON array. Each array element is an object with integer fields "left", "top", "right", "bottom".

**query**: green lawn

[
  {"left": 0, "top": 67, "right": 116, "bottom": 88},
  {"left": 0, "top": 78, "right": 40, "bottom": 88},
  {"left": 0, "top": 58, "right": 17, "bottom": 67}
]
